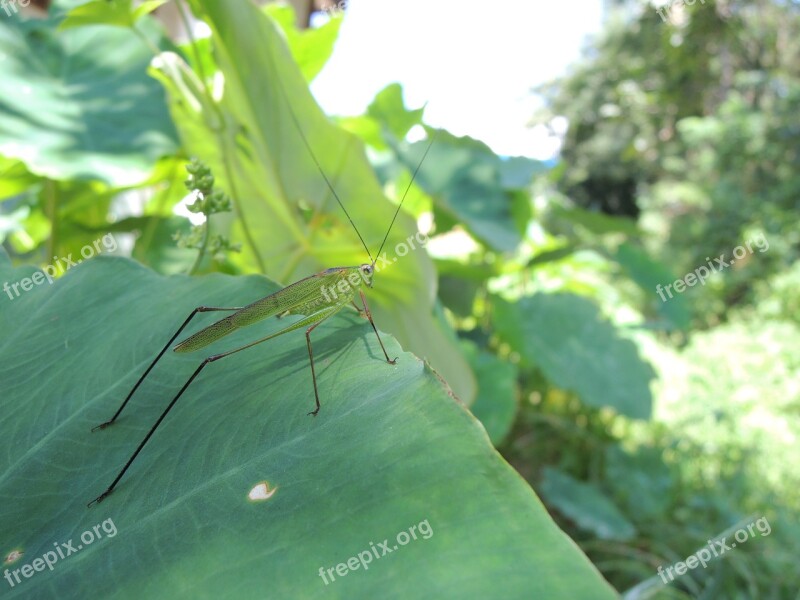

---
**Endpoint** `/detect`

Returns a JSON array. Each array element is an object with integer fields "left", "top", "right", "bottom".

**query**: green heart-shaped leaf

[
  {"left": 0, "top": 253, "right": 616, "bottom": 598},
  {"left": 0, "top": 6, "right": 177, "bottom": 186}
]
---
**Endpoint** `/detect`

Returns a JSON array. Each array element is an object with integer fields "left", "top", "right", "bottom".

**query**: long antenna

[
  {"left": 277, "top": 83, "right": 375, "bottom": 264},
  {"left": 374, "top": 131, "right": 437, "bottom": 264}
]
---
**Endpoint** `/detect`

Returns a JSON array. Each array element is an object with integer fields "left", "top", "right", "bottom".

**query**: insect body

[
  {"left": 174, "top": 265, "right": 377, "bottom": 359},
  {"left": 171, "top": 262, "right": 393, "bottom": 419}
]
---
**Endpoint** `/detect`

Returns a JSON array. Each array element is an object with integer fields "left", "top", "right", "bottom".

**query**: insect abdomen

[{"left": 173, "top": 315, "right": 238, "bottom": 353}]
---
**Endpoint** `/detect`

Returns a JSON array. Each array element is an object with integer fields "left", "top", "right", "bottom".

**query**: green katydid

[{"left": 88, "top": 97, "right": 436, "bottom": 508}]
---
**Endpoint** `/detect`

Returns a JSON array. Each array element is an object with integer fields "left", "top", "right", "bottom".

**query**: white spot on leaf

[{"left": 248, "top": 481, "right": 277, "bottom": 502}]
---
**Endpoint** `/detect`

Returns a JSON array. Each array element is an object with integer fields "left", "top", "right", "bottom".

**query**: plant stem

[
  {"left": 44, "top": 179, "right": 57, "bottom": 263},
  {"left": 187, "top": 224, "right": 208, "bottom": 275},
  {"left": 176, "top": 0, "right": 267, "bottom": 274}
]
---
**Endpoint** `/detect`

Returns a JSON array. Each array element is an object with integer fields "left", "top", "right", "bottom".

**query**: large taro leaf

[
  {"left": 0, "top": 2, "right": 177, "bottom": 186},
  {"left": 394, "top": 130, "right": 545, "bottom": 253},
  {"left": 612, "top": 242, "right": 692, "bottom": 331},
  {"left": 337, "top": 83, "right": 426, "bottom": 151},
  {"left": 264, "top": 3, "right": 343, "bottom": 82},
  {"left": 148, "top": 0, "right": 475, "bottom": 404},
  {"left": 494, "top": 293, "right": 655, "bottom": 420},
  {"left": 461, "top": 339, "right": 518, "bottom": 446},
  {"left": 0, "top": 255, "right": 618, "bottom": 599},
  {"left": 538, "top": 468, "right": 636, "bottom": 542}
]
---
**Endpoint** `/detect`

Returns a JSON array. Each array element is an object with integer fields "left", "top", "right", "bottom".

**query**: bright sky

[{"left": 311, "top": 0, "right": 604, "bottom": 160}]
